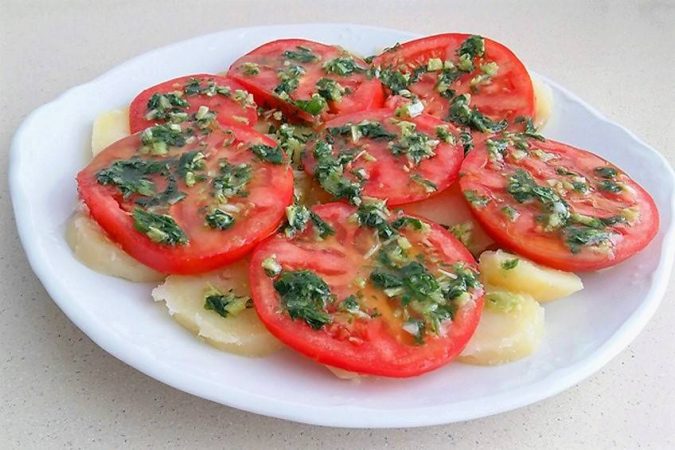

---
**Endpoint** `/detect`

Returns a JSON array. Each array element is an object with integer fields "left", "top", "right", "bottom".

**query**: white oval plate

[{"left": 10, "top": 24, "right": 675, "bottom": 428}]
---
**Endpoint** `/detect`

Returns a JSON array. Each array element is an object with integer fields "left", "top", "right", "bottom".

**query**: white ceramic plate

[{"left": 10, "top": 24, "right": 675, "bottom": 428}]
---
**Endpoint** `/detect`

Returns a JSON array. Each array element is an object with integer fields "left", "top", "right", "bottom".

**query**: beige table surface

[{"left": 2, "top": 0, "right": 674, "bottom": 448}]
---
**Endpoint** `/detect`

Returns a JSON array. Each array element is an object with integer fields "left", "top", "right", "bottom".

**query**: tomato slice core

[
  {"left": 249, "top": 202, "right": 484, "bottom": 377},
  {"left": 301, "top": 109, "right": 465, "bottom": 205}
]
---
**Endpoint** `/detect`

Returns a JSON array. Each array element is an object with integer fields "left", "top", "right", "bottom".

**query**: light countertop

[{"left": 1, "top": 0, "right": 674, "bottom": 448}]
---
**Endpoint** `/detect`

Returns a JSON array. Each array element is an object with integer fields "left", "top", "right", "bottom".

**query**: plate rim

[{"left": 9, "top": 23, "right": 675, "bottom": 428}]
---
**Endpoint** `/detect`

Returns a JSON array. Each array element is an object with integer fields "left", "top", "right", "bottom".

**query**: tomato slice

[
  {"left": 128, "top": 74, "right": 258, "bottom": 133},
  {"left": 373, "top": 34, "right": 534, "bottom": 133},
  {"left": 77, "top": 123, "right": 293, "bottom": 274},
  {"left": 301, "top": 109, "right": 465, "bottom": 205},
  {"left": 228, "top": 39, "right": 384, "bottom": 124},
  {"left": 249, "top": 201, "right": 484, "bottom": 377},
  {"left": 459, "top": 133, "right": 659, "bottom": 271}
]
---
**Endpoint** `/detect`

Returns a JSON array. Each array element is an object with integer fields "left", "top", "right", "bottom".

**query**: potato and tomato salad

[{"left": 68, "top": 34, "right": 658, "bottom": 378}]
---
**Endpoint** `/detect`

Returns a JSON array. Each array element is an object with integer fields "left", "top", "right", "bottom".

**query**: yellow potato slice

[
  {"left": 91, "top": 108, "right": 130, "bottom": 155},
  {"left": 324, "top": 365, "right": 364, "bottom": 380},
  {"left": 400, "top": 184, "right": 495, "bottom": 256},
  {"left": 479, "top": 250, "right": 583, "bottom": 302},
  {"left": 459, "top": 288, "right": 545, "bottom": 365},
  {"left": 152, "top": 259, "right": 282, "bottom": 357},
  {"left": 66, "top": 210, "right": 165, "bottom": 282},
  {"left": 533, "top": 77, "right": 553, "bottom": 130}
]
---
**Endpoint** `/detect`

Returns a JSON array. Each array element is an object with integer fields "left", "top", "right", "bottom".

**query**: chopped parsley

[
  {"left": 132, "top": 208, "right": 188, "bottom": 245},
  {"left": 176, "top": 151, "right": 206, "bottom": 187},
  {"left": 183, "top": 78, "right": 232, "bottom": 97},
  {"left": 205, "top": 208, "right": 235, "bottom": 230},
  {"left": 282, "top": 46, "right": 318, "bottom": 63},
  {"left": 96, "top": 158, "right": 167, "bottom": 199},
  {"left": 435, "top": 125, "right": 455, "bottom": 144},
  {"left": 378, "top": 68, "right": 410, "bottom": 94},
  {"left": 323, "top": 56, "right": 365, "bottom": 76},
  {"left": 507, "top": 169, "right": 569, "bottom": 230},
  {"left": 594, "top": 166, "right": 618, "bottom": 179},
  {"left": 370, "top": 255, "right": 480, "bottom": 341},
  {"left": 435, "top": 67, "right": 460, "bottom": 98},
  {"left": 328, "top": 120, "right": 396, "bottom": 141},
  {"left": 486, "top": 138, "right": 509, "bottom": 164},
  {"left": 501, "top": 205, "right": 520, "bottom": 222},
  {"left": 447, "top": 94, "right": 507, "bottom": 133},
  {"left": 316, "top": 78, "right": 347, "bottom": 102},
  {"left": 284, "top": 203, "right": 334, "bottom": 239},
  {"left": 250, "top": 144, "right": 284, "bottom": 164},
  {"left": 274, "top": 65, "right": 305, "bottom": 96},
  {"left": 212, "top": 162, "right": 252, "bottom": 202},
  {"left": 204, "top": 288, "right": 251, "bottom": 318},
  {"left": 312, "top": 140, "right": 363, "bottom": 204},
  {"left": 514, "top": 116, "right": 545, "bottom": 141},
  {"left": 458, "top": 35, "right": 486, "bottom": 59},
  {"left": 134, "top": 173, "right": 186, "bottom": 208},
  {"left": 388, "top": 121, "right": 439, "bottom": 165},
  {"left": 273, "top": 270, "right": 333, "bottom": 329},
  {"left": 139, "top": 124, "right": 187, "bottom": 155},
  {"left": 459, "top": 131, "right": 474, "bottom": 154},
  {"left": 449, "top": 222, "right": 473, "bottom": 247},
  {"left": 241, "top": 62, "right": 260, "bottom": 76},
  {"left": 262, "top": 256, "right": 282, "bottom": 277},
  {"left": 501, "top": 258, "right": 519, "bottom": 270},
  {"left": 598, "top": 180, "right": 622, "bottom": 193},
  {"left": 391, "top": 216, "right": 430, "bottom": 233},
  {"left": 145, "top": 93, "right": 189, "bottom": 122},
  {"left": 339, "top": 295, "right": 360, "bottom": 313},
  {"left": 356, "top": 199, "right": 396, "bottom": 239},
  {"left": 410, "top": 174, "right": 437, "bottom": 193},
  {"left": 563, "top": 225, "right": 613, "bottom": 254},
  {"left": 294, "top": 94, "right": 327, "bottom": 116},
  {"left": 464, "top": 190, "right": 490, "bottom": 208}
]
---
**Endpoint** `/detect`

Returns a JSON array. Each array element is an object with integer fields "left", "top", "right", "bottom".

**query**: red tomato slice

[
  {"left": 373, "top": 34, "right": 534, "bottom": 131},
  {"left": 129, "top": 74, "right": 258, "bottom": 133},
  {"left": 77, "top": 124, "right": 293, "bottom": 274},
  {"left": 459, "top": 133, "right": 659, "bottom": 271},
  {"left": 301, "top": 109, "right": 465, "bottom": 205},
  {"left": 249, "top": 202, "right": 484, "bottom": 377},
  {"left": 228, "top": 39, "right": 384, "bottom": 124}
]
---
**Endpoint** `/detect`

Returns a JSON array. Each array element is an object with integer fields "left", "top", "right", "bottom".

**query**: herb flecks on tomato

[
  {"left": 302, "top": 109, "right": 465, "bottom": 206},
  {"left": 77, "top": 123, "right": 293, "bottom": 274},
  {"left": 228, "top": 39, "right": 384, "bottom": 123},
  {"left": 373, "top": 34, "right": 534, "bottom": 135},
  {"left": 129, "top": 74, "right": 258, "bottom": 133},
  {"left": 459, "top": 132, "right": 659, "bottom": 271},
  {"left": 249, "top": 202, "right": 484, "bottom": 377}
]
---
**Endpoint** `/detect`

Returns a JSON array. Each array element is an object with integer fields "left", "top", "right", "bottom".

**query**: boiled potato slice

[
  {"left": 66, "top": 210, "right": 165, "bottom": 282},
  {"left": 400, "top": 183, "right": 495, "bottom": 256},
  {"left": 459, "top": 288, "right": 545, "bottom": 365},
  {"left": 479, "top": 250, "right": 583, "bottom": 302},
  {"left": 152, "top": 260, "right": 282, "bottom": 357},
  {"left": 325, "top": 365, "right": 363, "bottom": 381},
  {"left": 91, "top": 108, "right": 130, "bottom": 155},
  {"left": 533, "top": 77, "right": 553, "bottom": 130}
]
